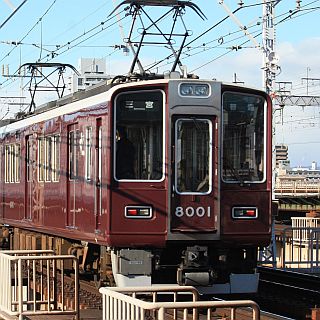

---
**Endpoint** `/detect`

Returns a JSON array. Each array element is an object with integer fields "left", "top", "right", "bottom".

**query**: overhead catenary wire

[
  {"left": 0, "top": 8, "right": 128, "bottom": 89},
  {"left": 1, "top": 1, "right": 320, "bottom": 95},
  {"left": 0, "top": 0, "right": 57, "bottom": 64}
]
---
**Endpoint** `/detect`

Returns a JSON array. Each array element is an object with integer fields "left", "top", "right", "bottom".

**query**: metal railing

[
  {"left": 291, "top": 217, "right": 320, "bottom": 244},
  {"left": 0, "top": 250, "right": 79, "bottom": 320},
  {"left": 99, "top": 286, "right": 260, "bottom": 320},
  {"left": 279, "top": 226, "right": 320, "bottom": 272}
]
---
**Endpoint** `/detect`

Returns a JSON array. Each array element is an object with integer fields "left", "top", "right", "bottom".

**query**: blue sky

[{"left": 0, "top": 0, "right": 320, "bottom": 166}]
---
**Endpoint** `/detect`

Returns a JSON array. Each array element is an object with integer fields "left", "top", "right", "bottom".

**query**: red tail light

[
  {"left": 125, "top": 206, "right": 153, "bottom": 219},
  {"left": 232, "top": 207, "right": 258, "bottom": 219}
]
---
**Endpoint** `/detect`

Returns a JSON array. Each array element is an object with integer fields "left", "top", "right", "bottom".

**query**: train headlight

[
  {"left": 125, "top": 206, "right": 153, "bottom": 219},
  {"left": 232, "top": 207, "right": 258, "bottom": 219},
  {"left": 179, "top": 83, "right": 210, "bottom": 97}
]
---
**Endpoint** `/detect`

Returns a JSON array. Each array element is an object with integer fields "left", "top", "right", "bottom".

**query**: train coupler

[{"left": 177, "top": 245, "right": 216, "bottom": 286}]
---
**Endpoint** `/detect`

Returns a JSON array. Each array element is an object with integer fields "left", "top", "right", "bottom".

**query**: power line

[
  {"left": 0, "top": 0, "right": 58, "bottom": 64},
  {"left": 0, "top": 0, "right": 28, "bottom": 30}
]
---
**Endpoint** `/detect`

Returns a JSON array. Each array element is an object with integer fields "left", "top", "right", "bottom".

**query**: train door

[
  {"left": 25, "top": 135, "right": 35, "bottom": 221},
  {"left": 67, "top": 124, "right": 80, "bottom": 228},
  {"left": 171, "top": 116, "right": 217, "bottom": 232},
  {"left": 94, "top": 119, "right": 102, "bottom": 230}
]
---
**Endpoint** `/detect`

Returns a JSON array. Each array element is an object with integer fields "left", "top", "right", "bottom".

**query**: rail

[
  {"left": 99, "top": 286, "right": 260, "bottom": 320},
  {"left": 0, "top": 250, "right": 79, "bottom": 320}
]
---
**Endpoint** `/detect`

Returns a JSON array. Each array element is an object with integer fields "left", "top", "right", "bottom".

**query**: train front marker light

[
  {"left": 125, "top": 206, "right": 153, "bottom": 219},
  {"left": 232, "top": 207, "right": 258, "bottom": 219}
]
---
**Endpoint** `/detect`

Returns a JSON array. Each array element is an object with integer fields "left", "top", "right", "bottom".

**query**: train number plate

[{"left": 174, "top": 206, "right": 211, "bottom": 218}]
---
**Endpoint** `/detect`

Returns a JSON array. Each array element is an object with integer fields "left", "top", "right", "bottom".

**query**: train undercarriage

[{"left": 0, "top": 225, "right": 259, "bottom": 294}]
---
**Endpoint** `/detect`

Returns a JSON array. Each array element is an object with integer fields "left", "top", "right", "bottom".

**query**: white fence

[
  {"left": 0, "top": 250, "right": 79, "bottom": 320},
  {"left": 291, "top": 217, "right": 320, "bottom": 244},
  {"left": 99, "top": 286, "right": 260, "bottom": 320}
]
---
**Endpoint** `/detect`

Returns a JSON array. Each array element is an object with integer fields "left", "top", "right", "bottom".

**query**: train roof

[
  {"left": 0, "top": 77, "right": 171, "bottom": 136},
  {"left": 0, "top": 75, "right": 266, "bottom": 137}
]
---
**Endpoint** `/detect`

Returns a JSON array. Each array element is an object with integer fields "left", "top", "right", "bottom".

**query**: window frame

[
  {"left": 221, "top": 91, "right": 267, "bottom": 184},
  {"left": 4, "top": 143, "right": 21, "bottom": 183},
  {"left": 174, "top": 118, "right": 213, "bottom": 195},
  {"left": 85, "top": 126, "right": 92, "bottom": 181},
  {"left": 113, "top": 89, "right": 166, "bottom": 182}
]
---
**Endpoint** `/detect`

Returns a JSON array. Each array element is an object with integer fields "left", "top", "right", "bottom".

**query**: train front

[{"left": 108, "top": 78, "right": 272, "bottom": 294}]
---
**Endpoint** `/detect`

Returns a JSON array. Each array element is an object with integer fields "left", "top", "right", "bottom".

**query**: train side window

[
  {"left": 4, "top": 145, "right": 10, "bottom": 183},
  {"left": 38, "top": 137, "right": 45, "bottom": 182},
  {"left": 52, "top": 135, "right": 60, "bottom": 182},
  {"left": 10, "top": 145, "right": 15, "bottom": 183},
  {"left": 85, "top": 127, "right": 92, "bottom": 180},
  {"left": 69, "top": 130, "right": 79, "bottom": 180},
  {"left": 15, "top": 144, "right": 21, "bottom": 182},
  {"left": 45, "top": 137, "right": 52, "bottom": 182},
  {"left": 4, "top": 144, "right": 20, "bottom": 183},
  {"left": 26, "top": 139, "right": 31, "bottom": 182},
  {"left": 37, "top": 135, "right": 60, "bottom": 182}
]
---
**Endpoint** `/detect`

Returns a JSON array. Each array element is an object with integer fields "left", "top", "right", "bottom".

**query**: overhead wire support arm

[
  {"left": 18, "top": 62, "right": 80, "bottom": 114},
  {"left": 272, "top": 94, "right": 320, "bottom": 107},
  {"left": 129, "top": 30, "right": 146, "bottom": 74},
  {"left": 171, "top": 31, "right": 188, "bottom": 73},
  {"left": 217, "top": 0, "right": 260, "bottom": 49},
  {"left": 109, "top": 0, "right": 206, "bottom": 80}
]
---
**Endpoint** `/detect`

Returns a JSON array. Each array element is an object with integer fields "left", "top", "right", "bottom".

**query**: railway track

[
  {"left": 32, "top": 265, "right": 319, "bottom": 319},
  {"left": 210, "top": 268, "right": 320, "bottom": 319},
  {"left": 62, "top": 274, "right": 102, "bottom": 311},
  {"left": 257, "top": 267, "right": 320, "bottom": 319},
  {"left": 67, "top": 269, "right": 315, "bottom": 319}
]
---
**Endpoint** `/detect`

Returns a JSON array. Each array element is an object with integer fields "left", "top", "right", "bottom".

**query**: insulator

[{"left": 296, "top": 0, "right": 301, "bottom": 9}]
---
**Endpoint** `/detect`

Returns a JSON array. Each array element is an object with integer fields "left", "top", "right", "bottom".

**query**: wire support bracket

[{"left": 18, "top": 62, "right": 80, "bottom": 114}]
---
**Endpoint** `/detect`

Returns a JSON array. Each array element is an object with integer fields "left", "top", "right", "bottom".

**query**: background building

[{"left": 68, "top": 58, "right": 111, "bottom": 93}]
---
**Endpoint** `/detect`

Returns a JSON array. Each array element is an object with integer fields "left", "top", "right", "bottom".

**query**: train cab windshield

[
  {"left": 114, "top": 90, "right": 164, "bottom": 181},
  {"left": 222, "top": 91, "right": 266, "bottom": 183}
]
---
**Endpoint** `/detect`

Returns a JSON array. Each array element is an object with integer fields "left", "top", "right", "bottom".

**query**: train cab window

[
  {"left": 175, "top": 119, "right": 212, "bottom": 194},
  {"left": 222, "top": 92, "right": 266, "bottom": 183},
  {"left": 114, "top": 90, "right": 164, "bottom": 181}
]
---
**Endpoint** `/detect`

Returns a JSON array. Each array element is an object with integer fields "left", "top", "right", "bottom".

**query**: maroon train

[{"left": 0, "top": 76, "right": 272, "bottom": 293}]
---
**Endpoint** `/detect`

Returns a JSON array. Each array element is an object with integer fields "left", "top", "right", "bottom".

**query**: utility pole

[
  {"left": 217, "top": 0, "right": 281, "bottom": 94},
  {"left": 301, "top": 68, "right": 320, "bottom": 96},
  {"left": 262, "top": 0, "right": 281, "bottom": 95}
]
